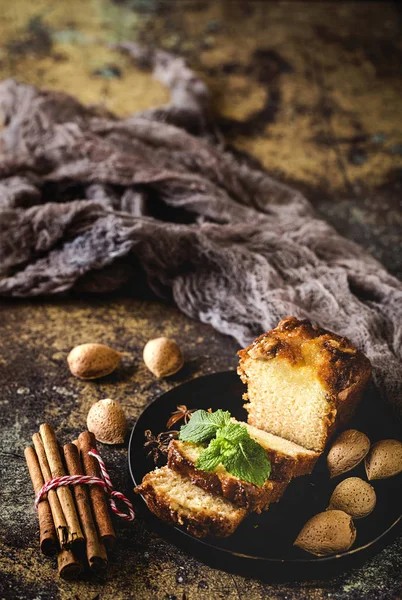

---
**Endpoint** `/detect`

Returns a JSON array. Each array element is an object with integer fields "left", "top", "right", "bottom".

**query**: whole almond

[
  {"left": 143, "top": 337, "right": 184, "bottom": 378},
  {"left": 87, "top": 399, "right": 127, "bottom": 444},
  {"left": 67, "top": 343, "right": 122, "bottom": 379},
  {"left": 365, "top": 439, "right": 402, "bottom": 480},
  {"left": 328, "top": 477, "right": 376, "bottom": 519},
  {"left": 327, "top": 429, "right": 370, "bottom": 478},
  {"left": 294, "top": 510, "right": 356, "bottom": 556}
]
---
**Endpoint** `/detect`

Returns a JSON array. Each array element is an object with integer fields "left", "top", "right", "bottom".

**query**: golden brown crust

[
  {"left": 238, "top": 317, "right": 372, "bottom": 448},
  {"left": 135, "top": 471, "right": 246, "bottom": 538},
  {"left": 167, "top": 440, "right": 288, "bottom": 512},
  {"left": 263, "top": 445, "right": 320, "bottom": 479}
]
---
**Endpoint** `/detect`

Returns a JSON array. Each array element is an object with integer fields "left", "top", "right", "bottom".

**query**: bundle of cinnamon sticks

[{"left": 25, "top": 424, "right": 116, "bottom": 579}]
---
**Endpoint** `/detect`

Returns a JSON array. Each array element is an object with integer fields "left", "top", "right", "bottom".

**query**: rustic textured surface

[{"left": 1, "top": 1, "right": 402, "bottom": 599}]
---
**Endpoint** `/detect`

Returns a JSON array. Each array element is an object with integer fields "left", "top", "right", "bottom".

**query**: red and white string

[{"left": 34, "top": 447, "right": 135, "bottom": 522}]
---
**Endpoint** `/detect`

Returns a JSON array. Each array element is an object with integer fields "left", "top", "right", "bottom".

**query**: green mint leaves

[
  {"left": 195, "top": 438, "right": 223, "bottom": 472},
  {"left": 221, "top": 435, "right": 271, "bottom": 487},
  {"left": 178, "top": 409, "right": 231, "bottom": 444},
  {"left": 178, "top": 410, "right": 271, "bottom": 486}
]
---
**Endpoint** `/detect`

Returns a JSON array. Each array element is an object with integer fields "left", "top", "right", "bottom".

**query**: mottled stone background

[{"left": 0, "top": 1, "right": 401, "bottom": 599}]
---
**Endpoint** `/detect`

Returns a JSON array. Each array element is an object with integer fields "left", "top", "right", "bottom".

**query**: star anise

[
  {"left": 143, "top": 429, "right": 179, "bottom": 465},
  {"left": 166, "top": 404, "right": 197, "bottom": 429}
]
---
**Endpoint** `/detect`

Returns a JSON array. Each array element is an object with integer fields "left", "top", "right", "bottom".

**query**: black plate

[{"left": 128, "top": 371, "right": 402, "bottom": 581}]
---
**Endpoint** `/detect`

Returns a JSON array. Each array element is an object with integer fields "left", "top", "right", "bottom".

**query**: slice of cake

[
  {"left": 233, "top": 421, "right": 320, "bottom": 480},
  {"left": 238, "top": 317, "right": 372, "bottom": 452},
  {"left": 135, "top": 466, "right": 247, "bottom": 538},
  {"left": 168, "top": 439, "right": 289, "bottom": 513}
]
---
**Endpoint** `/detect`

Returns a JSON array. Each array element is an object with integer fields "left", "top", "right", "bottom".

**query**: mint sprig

[
  {"left": 194, "top": 438, "right": 223, "bottom": 471},
  {"left": 178, "top": 409, "right": 230, "bottom": 444},
  {"left": 178, "top": 410, "right": 271, "bottom": 486}
]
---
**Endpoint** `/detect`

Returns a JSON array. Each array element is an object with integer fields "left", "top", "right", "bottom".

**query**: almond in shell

[
  {"left": 68, "top": 343, "right": 122, "bottom": 380},
  {"left": 328, "top": 477, "right": 376, "bottom": 519},
  {"left": 87, "top": 398, "right": 127, "bottom": 444},
  {"left": 365, "top": 439, "right": 402, "bottom": 480},
  {"left": 327, "top": 429, "right": 370, "bottom": 478},
  {"left": 143, "top": 337, "right": 184, "bottom": 378},
  {"left": 294, "top": 510, "right": 356, "bottom": 556}
]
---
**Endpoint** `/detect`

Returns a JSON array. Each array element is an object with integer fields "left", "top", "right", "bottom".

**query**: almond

[
  {"left": 87, "top": 399, "right": 127, "bottom": 444},
  {"left": 327, "top": 429, "right": 370, "bottom": 478},
  {"left": 143, "top": 337, "right": 184, "bottom": 378},
  {"left": 328, "top": 477, "right": 376, "bottom": 519},
  {"left": 294, "top": 510, "right": 356, "bottom": 556},
  {"left": 365, "top": 439, "right": 402, "bottom": 480},
  {"left": 67, "top": 343, "right": 122, "bottom": 380}
]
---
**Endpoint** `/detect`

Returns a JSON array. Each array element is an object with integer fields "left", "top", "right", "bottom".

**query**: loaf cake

[
  {"left": 168, "top": 439, "right": 289, "bottom": 512},
  {"left": 135, "top": 466, "right": 246, "bottom": 538},
  {"left": 238, "top": 317, "right": 372, "bottom": 452}
]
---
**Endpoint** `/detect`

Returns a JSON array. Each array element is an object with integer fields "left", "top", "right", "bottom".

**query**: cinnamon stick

[
  {"left": 57, "top": 548, "right": 83, "bottom": 580},
  {"left": 39, "top": 424, "right": 84, "bottom": 546},
  {"left": 78, "top": 431, "right": 116, "bottom": 549},
  {"left": 24, "top": 446, "right": 58, "bottom": 556},
  {"left": 64, "top": 443, "right": 108, "bottom": 571},
  {"left": 32, "top": 433, "right": 68, "bottom": 548}
]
